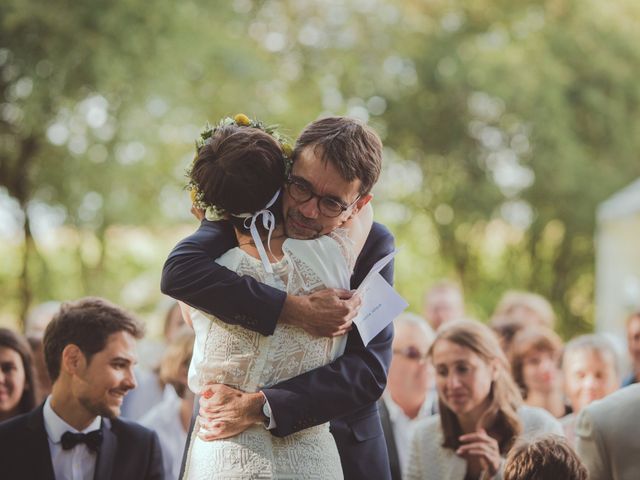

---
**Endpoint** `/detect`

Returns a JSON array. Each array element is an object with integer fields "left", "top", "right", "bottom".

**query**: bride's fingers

[
  {"left": 197, "top": 430, "right": 214, "bottom": 441},
  {"left": 198, "top": 418, "right": 225, "bottom": 434},
  {"left": 332, "top": 323, "right": 353, "bottom": 337},
  {"left": 197, "top": 428, "right": 221, "bottom": 441}
]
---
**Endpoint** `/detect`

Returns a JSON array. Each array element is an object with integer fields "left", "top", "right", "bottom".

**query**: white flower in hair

[{"left": 205, "top": 205, "right": 226, "bottom": 222}]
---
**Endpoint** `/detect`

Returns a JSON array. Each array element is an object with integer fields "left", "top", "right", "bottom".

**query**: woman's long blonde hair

[
  {"left": 159, "top": 327, "right": 195, "bottom": 399},
  {"left": 430, "top": 320, "right": 523, "bottom": 453}
]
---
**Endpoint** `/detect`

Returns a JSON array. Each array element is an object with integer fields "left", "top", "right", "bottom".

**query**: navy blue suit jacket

[
  {"left": 161, "top": 220, "right": 395, "bottom": 479},
  {"left": 0, "top": 404, "right": 164, "bottom": 480}
]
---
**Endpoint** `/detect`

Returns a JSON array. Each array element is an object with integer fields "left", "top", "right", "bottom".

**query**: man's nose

[
  {"left": 297, "top": 197, "right": 320, "bottom": 219},
  {"left": 123, "top": 368, "right": 137, "bottom": 390}
]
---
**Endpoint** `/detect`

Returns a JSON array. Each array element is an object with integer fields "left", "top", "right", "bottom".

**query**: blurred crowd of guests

[
  {"left": 1, "top": 286, "right": 639, "bottom": 480},
  {"left": 380, "top": 281, "right": 640, "bottom": 480}
]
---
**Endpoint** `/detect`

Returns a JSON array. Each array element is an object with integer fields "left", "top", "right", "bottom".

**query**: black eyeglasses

[
  {"left": 393, "top": 346, "right": 429, "bottom": 363},
  {"left": 285, "top": 175, "right": 360, "bottom": 218}
]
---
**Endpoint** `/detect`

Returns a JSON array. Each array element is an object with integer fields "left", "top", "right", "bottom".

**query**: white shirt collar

[
  {"left": 383, "top": 388, "right": 436, "bottom": 422},
  {"left": 43, "top": 395, "right": 102, "bottom": 444}
]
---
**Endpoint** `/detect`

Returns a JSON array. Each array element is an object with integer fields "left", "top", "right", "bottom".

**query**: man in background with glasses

[
  {"left": 162, "top": 116, "right": 396, "bottom": 480},
  {"left": 379, "top": 312, "right": 437, "bottom": 480}
]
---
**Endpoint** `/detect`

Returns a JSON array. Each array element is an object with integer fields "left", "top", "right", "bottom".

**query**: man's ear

[
  {"left": 61, "top": 344, "right": 86, "bottom": 376},
  {"left": 348, "top": 193, "right": 373, "bottom": 218}
]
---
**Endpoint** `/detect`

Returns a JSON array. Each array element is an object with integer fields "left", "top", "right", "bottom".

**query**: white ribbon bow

[{"left": 238, "top": 189, "right": 281, "bottom": 274}]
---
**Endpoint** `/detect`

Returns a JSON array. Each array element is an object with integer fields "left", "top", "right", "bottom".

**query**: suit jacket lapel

[
  {"left": 94, "top": 418, "right": 116, "bottom": 480},
  {"left": 25, "top": 405, "right": 56, "bottom": 480}
]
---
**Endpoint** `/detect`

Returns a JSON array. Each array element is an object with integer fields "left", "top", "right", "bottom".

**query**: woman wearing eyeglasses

[{"left": 406, "top": 320, "right": 563, "bottom": 480}]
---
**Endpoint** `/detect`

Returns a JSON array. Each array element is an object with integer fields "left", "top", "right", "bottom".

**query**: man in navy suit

[
  {"left": 0, "top": 297, "right": 164, "bottom": 480},
  {"left": 162, "top": 116, "right": 394, "bottom": 479}
]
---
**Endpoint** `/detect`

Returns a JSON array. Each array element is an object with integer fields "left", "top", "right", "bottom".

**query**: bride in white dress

[{"left": 179, "top": 116, "right": 372, "bottom": 479}]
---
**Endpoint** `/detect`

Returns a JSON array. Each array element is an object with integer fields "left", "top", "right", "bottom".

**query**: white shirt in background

[
  {"left": 139, "top": 390, "right": 186, "bottom": 480},
  {"left": 383, "top": 389, "right": 437, "bottom": 474}
]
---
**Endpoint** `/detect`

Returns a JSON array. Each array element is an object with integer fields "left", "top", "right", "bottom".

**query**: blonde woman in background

[
  {"left": 140, "top": 328, "right": 195, "bottom": 480},
  {"left": 407, "top": 320, "right": 562, "bottom": 480}
]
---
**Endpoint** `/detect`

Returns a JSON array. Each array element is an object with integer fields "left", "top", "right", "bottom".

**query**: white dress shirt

[
  {"left": 139, "top": 391, "right": 186, "bottom": 480},
  {"left": 383, "top": 389, "right": 437, "bottom": 474},
  {"left": 42, "top": 395, "right": 102, "bottom": 480}
]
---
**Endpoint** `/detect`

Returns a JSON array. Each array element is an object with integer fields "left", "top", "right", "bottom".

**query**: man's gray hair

[
  {"left": 562, "top": 334, "right": 621, "bottom": 376},
  {"left": 393, "top": 312, "right": 436, "bottom": 346}
]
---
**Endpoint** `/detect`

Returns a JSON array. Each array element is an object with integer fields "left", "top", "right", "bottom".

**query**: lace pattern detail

[
  {"left": 282, "top": 246, "right": 325, "bottom": 295},
  {"left": 184, "top": 425, "right": 342, "bottom": 480},
  {"left": 327, "top": 228, "right": 357, "bottom": 272},
  {"left": 185, "top": 237, "right": 356, "bottom": 479},
  {"left": 258, "top": 324, "right": 334, "bottom": 388}
]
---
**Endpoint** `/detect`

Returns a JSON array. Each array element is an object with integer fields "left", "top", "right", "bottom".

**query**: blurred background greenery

[{"left": 1, "top": 0, "right": 639, "bottom": 338}]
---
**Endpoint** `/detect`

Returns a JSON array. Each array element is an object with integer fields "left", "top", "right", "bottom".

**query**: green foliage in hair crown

[{"left": 186, "top": 113, "right": 293, "bottom": 221}]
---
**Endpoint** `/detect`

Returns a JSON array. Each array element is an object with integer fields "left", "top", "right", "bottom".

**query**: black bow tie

[{"left": 61, "top": 430, "right": 103, "bottom": 453}]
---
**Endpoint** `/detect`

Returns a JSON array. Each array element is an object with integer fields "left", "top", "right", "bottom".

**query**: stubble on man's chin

[
  {"left": 284, "top": 210, "right": 323, "bottom": 240},
  {"left": 78, "top": 396, "right": 119, "bottom": 419}
]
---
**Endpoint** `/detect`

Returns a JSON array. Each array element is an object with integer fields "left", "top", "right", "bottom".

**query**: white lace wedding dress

[{"left": 182, "top": 230, "right": 355, "bottom": 480}]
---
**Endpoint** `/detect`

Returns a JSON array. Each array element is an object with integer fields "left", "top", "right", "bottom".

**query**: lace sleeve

[{"left": 328, "top": 228, "right": 357, "bottom": 272}]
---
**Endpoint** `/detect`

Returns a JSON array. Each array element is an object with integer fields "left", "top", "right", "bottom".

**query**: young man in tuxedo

[
  {"left": 0, "top": 297, "right": 164, "bottom": 480},
  {"left": 162, "top": 116, "right": 395, "bottom": 479}
]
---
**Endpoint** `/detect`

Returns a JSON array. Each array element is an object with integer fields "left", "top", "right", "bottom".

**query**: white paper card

[
  {"left": 355, "top": 249, "right": 398, "bottom": 295},
  {"left": 353, "top": 250, "right": 408, "bottom": 346}
]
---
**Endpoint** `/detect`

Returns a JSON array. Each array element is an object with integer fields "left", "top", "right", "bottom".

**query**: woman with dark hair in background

[
  {"left": 407, "top": 320, "right": 562, "bottom": 480},
  {"left": 509, "top": 326, "right": 568, "bottom": 418},
  {"left": 0, "top": 328, "right": 38, "bottom": 422}
]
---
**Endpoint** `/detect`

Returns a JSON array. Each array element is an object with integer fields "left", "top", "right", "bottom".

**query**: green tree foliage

[
  {"left": 1, "top": 0, "right": 639, "bottom": 337},
  {"left": 379, "top": 0, "right": 640, "bottom": 336}
]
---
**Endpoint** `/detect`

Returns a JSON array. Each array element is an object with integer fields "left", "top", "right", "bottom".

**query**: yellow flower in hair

[
  {"left": 190, "top": 188, "right": 198, "bottom": 204},
  {"left": 281, "top": 142, "right": 293, "bottom": 158},
  {"left": 234, "top": 113, "right": 251, "bottom": 126}
]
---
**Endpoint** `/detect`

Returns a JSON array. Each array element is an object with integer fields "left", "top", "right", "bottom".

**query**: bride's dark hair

[{"left": 190, "top": 124, "right": 286, "bottom": 232}]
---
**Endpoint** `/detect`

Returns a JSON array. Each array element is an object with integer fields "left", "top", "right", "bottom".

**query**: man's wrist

[
  {"left": 279, "top": 295, "right": 305, "bottom": 327},
  {"left": 247, "top": 392, "right": 268, "bottom": 424}
]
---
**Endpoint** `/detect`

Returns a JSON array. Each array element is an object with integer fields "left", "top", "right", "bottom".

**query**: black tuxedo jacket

[
  {"left": 0, "top": 404, "right": 164, "bottom": 480},
  {"left": 162, "top": 220, "right": 395, "bottom": 480}
]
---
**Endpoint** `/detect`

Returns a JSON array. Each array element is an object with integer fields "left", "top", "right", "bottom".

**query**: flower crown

[{"left": 186, "top": 113, "right": 293, "bottom": 221}]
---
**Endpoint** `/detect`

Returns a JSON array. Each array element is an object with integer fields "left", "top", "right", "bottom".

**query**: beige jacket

[{"left": 575, "top": 384, "right": 640, "bottom": 480}]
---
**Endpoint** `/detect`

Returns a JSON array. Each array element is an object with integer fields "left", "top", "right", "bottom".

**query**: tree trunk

[
  {"left": 12, "top": 136, "right": 39, "bottom": 332},
  {"left": 18, "top": 208, "right": 33, "bottom": 332}
]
